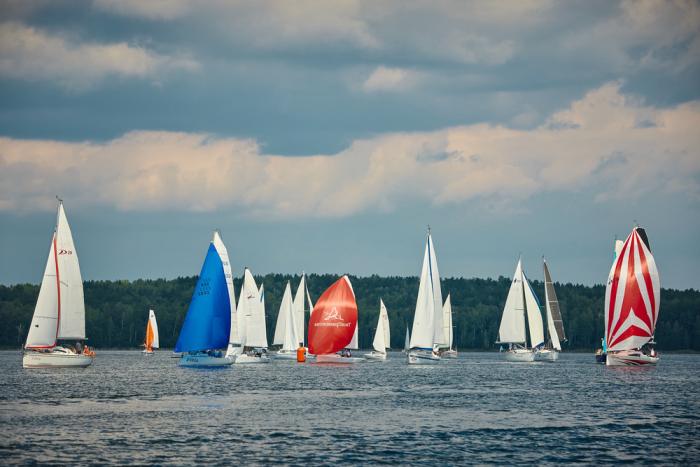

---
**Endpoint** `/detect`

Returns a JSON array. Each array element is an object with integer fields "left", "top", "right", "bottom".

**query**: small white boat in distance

[
  {"left": 604, "top": 227, "right": 661, "bottom": 366},
  {"left": 176, "top": 231, "right": 235, "bottom": 367},
  {"left": 407, "top": 229, "right": 444, "bottom": 365},
  {"left": 274, "top": 281, "right": 301, "bottom": 360},
  {"left": 23, "top": 200, "right": 94, "bottom": 369},
  {"left": 143, "top": 309, "right": 159, "bottom": 355},
  {"left": 365, "top": 299, "right": 390, "bottom": 361},
  {"left": 496, "top": 257, "right": 545, "bottom": 363},
  {"left": 535, "top": 259, "right": 566, "bottom": 362},
  {"left": 440, "top": 294, "right": 458, "bottom": 358},
  {"left": 235, "top": 271, "right": 270, "bottom": 364}
]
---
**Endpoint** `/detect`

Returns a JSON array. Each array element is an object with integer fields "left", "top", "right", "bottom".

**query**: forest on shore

[{"left": 1, "top": 274, "right": 698, "bottom": 351}]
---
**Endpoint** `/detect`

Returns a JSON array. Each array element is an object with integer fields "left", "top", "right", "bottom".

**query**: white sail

[
  {"left": 149, "top": 309, "right": 160, "bottom": 349},
  {"left": 293, "top": 274, "right": 307, "bottom": 346},
  {"left": 212, "top": 231, "right": 238, "bottom": 345},
  {"left": 442, "top": 294, "right": 453, "bottom": 349},
  {"left": 272, "top": 283, "right": 288, "bottom": 346},
  {"left": 279, "top": 282, "right": 298, "bottom": 351},
  {"left": 372, "top": 307, "right": 386, "bottom": 353},
  {"left": 545, "top": 292, "right": 561, "bottom": 350},
  {"left": 410, "top": 235, "right": 435, "bottom": 349},
  {"left": 238, "top": 269, "right": 267, "bottom": 348},
  {"left": 306, "top": 285, "right": 315, "bottom": 318},
  {"left": 55, "top": 203, "right": 85, "bottom": 340},
  {"left": 614, "top": 239, "right": 624, "bottom": 259},
  {"left": 347, "top": 323, "right": 359, "bottom": 350},
  {"left": 522, "top": 272, "right": 545, "bottom": 348},
  {"left": 25, "top": 234, "right": 59, "bottom": 348},
  {"left": 497, "top": 259, "right": 527, "bottom": 344},
  {"left": 428, "top": 234, "right": 445, "bottom": 345},
  {"left": 380, "top": 298, "right": 390, "bottom": 348},
  {"left": 404, "top": 326, "right": 410, "bottom": 351}
]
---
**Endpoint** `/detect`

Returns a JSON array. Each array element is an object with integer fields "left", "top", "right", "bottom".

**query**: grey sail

[{"left": 543, "top": 260, "right": 566, "bottom": 342}]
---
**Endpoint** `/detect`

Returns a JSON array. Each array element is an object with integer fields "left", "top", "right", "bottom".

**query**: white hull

[
  {"left": 407, "top": 349, "right": 440, "bottom": 365},
  {"left": 178, "top": 353, "right": 233, "bottom": 367},
  {"left": 315, "top": 354, "right": 364, "bottom": 364},
  {"left": 225, "top": 344, "right": 243, "bottom": 359},
  {"left": 234, "top": 353, "right": 270, "bottom": 364},
  {"left": 364, "top": 351, "right": 387, "bottom": 361},
  {"left": 23, "top": 350, "right": 93, "bottom": 368},
  {"left": 170, "top": 352, "right": 182, "bottom": 358},
  {"left": 273, "top": 350, "right": 298, "bottom": 361},
  {"left": 503, "top": 349, "right": 535, "bottom": 362},
  {"left": 142, "top": 349, "right": 155, "bottom": 355},
  {"left": 441, "top": 349, "right": 458, "bottom": 358},
  {"left": 535, "top": 349, "right": 559, "bottom": 362},
  {"left": 606, "top": 350, "right": 659, "bottom": 366}
]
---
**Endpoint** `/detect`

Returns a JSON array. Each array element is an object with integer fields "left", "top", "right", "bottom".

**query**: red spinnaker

[{"left": 308, "top": 276, "right": 358, "bottom": 355}]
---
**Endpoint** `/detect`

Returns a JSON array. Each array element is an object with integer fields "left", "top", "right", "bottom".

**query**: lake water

[{"left": 1, "top": 351, "right": 698, "bottom": 465}]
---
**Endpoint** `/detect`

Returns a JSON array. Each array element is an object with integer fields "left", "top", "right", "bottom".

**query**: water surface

[{"left": 1, "top": 351, "right": 698, "bottom": 464}]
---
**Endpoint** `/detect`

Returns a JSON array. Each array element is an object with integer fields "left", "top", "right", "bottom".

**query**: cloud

[
  {"left": 93, "top": 0, "right": 193, "bottom": 20},
  {"left": 362, "top": 66, "right": 418, "bottom": 92},
  {"left": 0, "top": 22, "right": 198, "bottom": 90},
  {"left": 1, "top": 83, "right": 698, "bottom": 216}
]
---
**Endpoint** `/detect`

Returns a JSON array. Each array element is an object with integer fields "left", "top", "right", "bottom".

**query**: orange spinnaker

[
  {"left": 145, "top": 320, "right": 154, "bottom": 351},
  {"left": 308, "top": 276, "right": 357, "bottom": 355}
]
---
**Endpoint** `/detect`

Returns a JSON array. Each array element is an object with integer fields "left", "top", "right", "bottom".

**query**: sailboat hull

[
  {"left": 273, "top": 350, "right": 298, "bottom": 360},
  {"left": 142, "top": 349, "right": 155, "bottom": 355},
  {"left": 234, "top": 353, "right": 270, "bottom": 364},
  {"left": 315, "top": 354, "right": 364, "bottom": 364},
  {"left": 407, "top": 350, "right": 440, "bottom": 365},
  {"left": 178, "top": 353, "right": 233, "bottom": 367},
  {"left": 503, "top": 349, "right": 535, "bottom": 362},
  {"left": 23, "top": 350, "right": 93, "bottom": 368},
  {"left": 441, "top": 349, "right": 458, "bottom": 358},
  {"left": 363, "top": 351, "right": 387, "bottom": 361},
  {"left": 534, "top": 349, "right": 559, "bottom": 362},
  {"left": 606, "top": 350, "right": 659, "bottom": 366}
]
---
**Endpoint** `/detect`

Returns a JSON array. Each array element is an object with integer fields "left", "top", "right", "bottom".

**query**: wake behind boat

[
  {"left": 23, "top": 200, "right": 94, "bottom": 369},
  {"left": 407, "top": 228, "right": 445, "bottom": 365},
  {"left": 496, "top": 258, "right": 544, "bottom": 362},
  {"left": 176, "top": 231, "right": 234, "bottom": 368},
  {"left": 308, "top": 275, "right": 362, "bottom": 364},
  {"left": 604, "top": 227, "right": 661, "bottom": 367}
]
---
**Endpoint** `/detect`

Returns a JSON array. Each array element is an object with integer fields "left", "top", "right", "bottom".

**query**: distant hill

[{"left": 1, "top": 274, "right": 698, "bottom": 351}]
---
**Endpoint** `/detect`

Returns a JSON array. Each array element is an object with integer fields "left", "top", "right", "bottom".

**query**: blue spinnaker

[{"left": 175, "top": 244, "right": 231, "bottom": 353}]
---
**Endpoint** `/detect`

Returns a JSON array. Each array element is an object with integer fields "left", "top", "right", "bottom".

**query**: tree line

[{"left": 1, "top": 274, "right": 698, "bottom": 351}]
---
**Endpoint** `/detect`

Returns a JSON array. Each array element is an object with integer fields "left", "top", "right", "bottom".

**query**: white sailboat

[
  {"left": 235, "top": 269, "right": 270, "bottom": 364},
  {"left": 440, "top": 294, "right": 458, "bottom": 358},
  {"left": 496, "top": 258, "right": 545, "bottom": 362},
  {"left": 407, "top": 229, "right": 445, "bottom": 365},
  {"left": 365, "top": 299, "right": 390, "bottom": 361},
  {"left": 23, "top": 200, "right": 94, "bottom": 369},
  {"left": 604, "top": 227, "right": 661, "bottom": 366},
  {"left": 273, "top": 282, "right": 300, "bottom": 360},
  {"left": 142, "top": 309, "right": 159, "bottom": 355},
  {"left": 535, "top": 259, "right": 566, "bottom": 362},
  {"left": 292, "top": 273, "right": 314, "bottom": 349}
]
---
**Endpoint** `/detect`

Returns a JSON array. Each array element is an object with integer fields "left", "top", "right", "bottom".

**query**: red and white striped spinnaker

[{"left": 604, "top": 228, "right": 660, "bottom": 352}]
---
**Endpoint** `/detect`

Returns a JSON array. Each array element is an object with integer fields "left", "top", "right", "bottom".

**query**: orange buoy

[{"left": 296, "top": 346, "right": 306, "bottom": 362}]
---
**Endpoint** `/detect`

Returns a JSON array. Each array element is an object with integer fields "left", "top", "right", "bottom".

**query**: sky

[{"left": 1, "top": 0, "right": 699, "bottom": 289}]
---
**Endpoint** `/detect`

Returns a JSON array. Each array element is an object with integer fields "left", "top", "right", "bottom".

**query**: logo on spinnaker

[{"left": 322, "top": 307, "right": 342, "bottom": 321}]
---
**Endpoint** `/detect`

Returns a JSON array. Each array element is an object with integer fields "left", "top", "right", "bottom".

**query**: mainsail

[
  {"left": 278, "top": 282, "right": 299, "bottom": 351},
  {"left": 212, "top": 231, "right": 238, "bottom": 346},
  {"left": 237, "top": 269, "right": 267, "bottom": 348},
  {"left": 145, "top": 309, "right": 159, "bottom": 350},
  {"left": 522, "top": 273, "right": 545, "bottom": 348},
  {"left": 372, "top": 304, "right": 387, "bottom": 353},
  {"left": 380, "top": 299, "right": 390, "bottom": 348},
  {"left": 25, "top": 202, "right": 85, "bottom": 349},
  {"left": 410, "top": 231, "right": 445, "bottom": 349},
  {"left": 442, "top": 294, "right": 453, "bottom": 350},
  {"left": 605, "top": 227, "right": 660, "bottom": 352},
  {"left": 543, "top": 259, "right": 565, "bottom": 350},
  {"left": 308, "top": 276, "right": 358, "bottom": 355},
  {"left": 175, "top": 240, "right": 231, "bottom": 353}
]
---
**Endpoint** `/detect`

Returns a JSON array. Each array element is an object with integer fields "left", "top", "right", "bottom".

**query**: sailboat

[
  {"left": 176, "top": 231, "right": 235, "bottom": 367},
  {"left": 309, "top": 276, "right": 363, "bottom": 364},
  {"left": 407, "top": 229, "right": 445, "bottom": 365},
  {"left": 292, "top": 273, "right": 314, "bottom": 350},
  {"left": 273, "top": 282, "right": 300, "bottom": 360},
  {"left": 143, "top": 309, "right": 159, "bottom": 355},
  {"left": 23, "top": 199, "right": 94, "bottom": 369},
  {"left": 496, "top": 258, "right": 545, "bottom": 362},
  {"left": 440, "top": 294, "right": 458, "bottom": 358},
  {"left": 604, "top": 227, "right": 660, "bottom": 366},
  {"left": 403, "top": 326, "right": 410, "bottom": 353},
  {"left": 364, "top": 299, "right": 390, "bottom": 361},
  {"left": 235, "top": 269, "right": 270, "bottom": 364},
  {"left": 535, "top": 259, "right": 566, "bottom": 362}
]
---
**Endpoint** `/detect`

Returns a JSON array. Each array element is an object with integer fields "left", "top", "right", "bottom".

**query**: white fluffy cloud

[
  {"left": 0, "top": 22, "right": 198, "bottom": 89},
  {"left": 362, "top": 66, "right": 419, "bottom": 92},
  {"left": 1, "top": 83, "right": 698, "bottom": 216}
]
